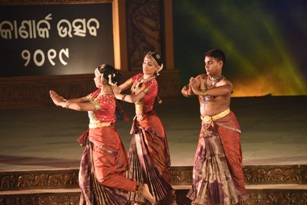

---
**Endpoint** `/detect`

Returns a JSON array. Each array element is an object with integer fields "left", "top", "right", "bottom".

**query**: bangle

[
  {"left": 64, "top": 100, "right": 70, "bottom": 109},
  {"left": 121, "top": 94, "right": 127, "bottom": 101},
  {"left": 61, "top": 100, "right": 66, "bottom": 108}
]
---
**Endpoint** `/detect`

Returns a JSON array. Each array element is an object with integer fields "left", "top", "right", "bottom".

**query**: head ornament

[{"left": 146, "top": 51, "right": 163, "bottom": 76}]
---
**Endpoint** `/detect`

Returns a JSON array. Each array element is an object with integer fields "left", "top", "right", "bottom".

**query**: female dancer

[
  {"left": 112, "top": 52, "right": 177, "bottom": 204},
  {"left": 49, "top": 64, "right": 155, "bottom": 205}
]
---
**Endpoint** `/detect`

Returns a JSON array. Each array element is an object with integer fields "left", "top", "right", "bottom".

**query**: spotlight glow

[{"left": 174, "top": 1, "right": 307, "bottom": 96}]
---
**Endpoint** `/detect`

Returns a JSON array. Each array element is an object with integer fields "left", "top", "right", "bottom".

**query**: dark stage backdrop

[
  {"left": 0, "top": 3, "right": 114, "bottom": 77},
  {"left": 173, "top": 0, "right": 307, "bottom": 96}
]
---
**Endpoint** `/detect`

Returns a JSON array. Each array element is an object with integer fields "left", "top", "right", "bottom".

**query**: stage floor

[{"left": 1, "top": 95, "right": 307, "bottom": 171}]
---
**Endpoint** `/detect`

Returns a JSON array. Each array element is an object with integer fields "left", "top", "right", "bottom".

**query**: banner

[{"left": 0, "top": 3, "right": 114, "bottom": 76}]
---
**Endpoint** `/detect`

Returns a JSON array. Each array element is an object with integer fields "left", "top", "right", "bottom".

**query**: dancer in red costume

[
  {"left": 182, "top": 49, "right": 247, "bottom": 205},
  {"left": 112, "top": 52, "right": 177, "bottom": 205},
  {"left": 49, "top": 64, "right": 155, "bottom": 205}
]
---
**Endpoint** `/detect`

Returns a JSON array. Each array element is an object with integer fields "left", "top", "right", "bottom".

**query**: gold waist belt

[
  {"left": 201, "top": 108, "right": 230, "bottom": 123},
  {"left": 89, "top": 122, "right": 112, "bottom": 129}
]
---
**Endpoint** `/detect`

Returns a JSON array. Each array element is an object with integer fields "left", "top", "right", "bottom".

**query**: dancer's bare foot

[{"left": 141, "top": 184, "right": 155, "bottom": 204}]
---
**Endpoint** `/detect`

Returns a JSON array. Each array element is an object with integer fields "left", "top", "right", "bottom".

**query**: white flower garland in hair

[
  {"left": 156, "top": 63, "right": 163, "bottom": 76},
  {"left": 108, "top": 74, "right": 117, "bottom": 86}
]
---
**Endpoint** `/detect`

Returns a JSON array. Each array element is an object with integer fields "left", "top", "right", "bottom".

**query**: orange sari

[{"left": 79, "top": 91, "right": 136, "bottom": 205}]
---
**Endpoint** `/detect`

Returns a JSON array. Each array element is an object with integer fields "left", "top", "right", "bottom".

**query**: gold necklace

[
  {"left": 98, "top": 86, "right": 113, "bottom": 96},
  {"left": 205, "top": 74, "right": 224, "bottom": 90},
  {"left": 132, "top": 75, "right": 155, "bottom": 91}
]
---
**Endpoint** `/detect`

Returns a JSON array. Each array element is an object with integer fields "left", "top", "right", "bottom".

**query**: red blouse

[
  {"left": 87, "top": 89, "right": 117, "bottom": 127},
  {"left": 130, "top": 73, "right": 158, "bottom": 115}
]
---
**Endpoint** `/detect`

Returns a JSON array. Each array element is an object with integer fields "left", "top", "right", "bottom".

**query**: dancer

[
  {"left": 112, "top": 52, "right": 177, "bottom": 204},
  {"left": 49, "top": 64, "right": 155, "bottom": 205},
  {"left": 182, "top": 49, "right": 247, "bottom": 204}
]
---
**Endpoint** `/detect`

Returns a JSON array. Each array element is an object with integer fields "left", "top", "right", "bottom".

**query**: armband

[
  {"left": 201, "top": 90, "right": 207, "bottom": 96},
  {"left": 142, "top": 87, "right": 149, "bottom": 95},
  {"left": 125, "top": 79, "right": 133, "bottom": 86},
  {"left": 92, "top": 101, "right": 101, "bottom": 110}
]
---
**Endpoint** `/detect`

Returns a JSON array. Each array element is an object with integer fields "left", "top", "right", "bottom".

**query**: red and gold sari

[
  {"left": 79, "top": 90, "right": 137, "bottom": 205},
  {"left": 125, "top": 74, "right": 176, "bottom": 204}
]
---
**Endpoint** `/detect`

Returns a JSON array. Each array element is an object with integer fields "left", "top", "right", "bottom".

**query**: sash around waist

[
  {"left": 89, "top": 122, "right": 113, "bottom": 129},
  {"left": 200, "top": 108, "right": 230, "bottom": 123}
]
